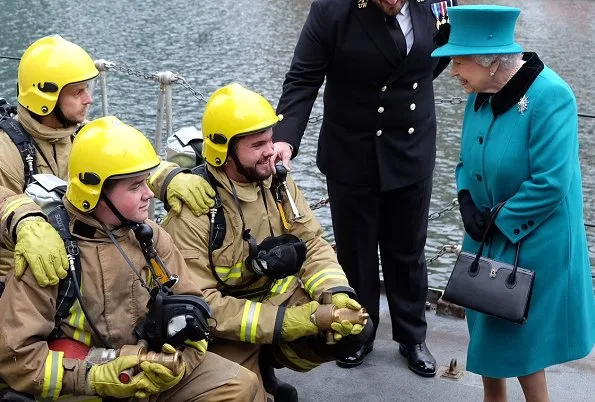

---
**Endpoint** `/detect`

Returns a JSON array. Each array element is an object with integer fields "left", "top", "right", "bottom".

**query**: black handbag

[{"left": 443, "top": 202, "right": 535, "bottom": 324}]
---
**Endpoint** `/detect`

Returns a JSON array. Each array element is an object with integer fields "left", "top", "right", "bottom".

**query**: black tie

[{"left": 386, "top": 15, "right": 407, "bottom": 57}]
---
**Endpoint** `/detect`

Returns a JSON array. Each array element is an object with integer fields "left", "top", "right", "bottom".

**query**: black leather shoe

[
  {"left": 398, "top": 342, "right": 436, "bottom": 377},
  {"left": 336, "top": 341, "right": 374, "bottom": 368}
]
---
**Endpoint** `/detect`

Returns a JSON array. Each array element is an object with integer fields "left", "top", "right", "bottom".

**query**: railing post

[
  {"left": 150, "top": 71, "right": 178, "bottom": 220},
  {"left": 93, "top": 59, "right": 113, "bottom": 117}
]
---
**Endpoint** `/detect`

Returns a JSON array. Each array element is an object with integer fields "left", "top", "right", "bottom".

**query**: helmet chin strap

[
  {"left": 53, "top": 104, "right": 78, "bottom": 128},
  {"left": 101, "top": 193, "right": 138, "bottom": 228}
]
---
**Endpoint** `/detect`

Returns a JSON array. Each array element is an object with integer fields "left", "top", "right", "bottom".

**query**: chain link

[
  {"left": 103, "top": 63, "right": 208, "bottom": 104},
  {"left": 434, "top": 96, "right": 467, "bottom": 105},
  {"left": 428, "top": 198, "right": 458, "bottom": 221},
  {"left": 426, "top": 244, "right": 461, "bottom": 266},
  {"left": 309, "top": 195, "right": 459, "bottom": 221},
  {"left": 308, "top": 115, "right": 324, "bottom": 124},
  {"left": 106, "top": 63, "right": 160, "bottom": 82},
  {"left": 309, "top": 197, "right": 329, "bottom": 211},
  {"left": 175, "top": 77, "right": 209, "bottom": 104}
]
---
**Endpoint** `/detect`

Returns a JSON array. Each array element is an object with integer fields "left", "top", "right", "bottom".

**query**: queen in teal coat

[{"left": 433, "top": 5, "right": 595, "bottom": 400}]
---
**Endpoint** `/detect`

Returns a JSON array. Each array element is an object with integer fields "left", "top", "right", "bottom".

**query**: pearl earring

[{"left": 490, "top": 71, "right": 495, "bottom": 76}]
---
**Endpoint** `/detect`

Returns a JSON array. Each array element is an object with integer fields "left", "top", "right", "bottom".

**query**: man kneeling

[
  {"left": 0, "top": 116, "right": 258, "bottom": 401},
  {"left": 162, "top": 83, "right": 373, "bottom": 402}
]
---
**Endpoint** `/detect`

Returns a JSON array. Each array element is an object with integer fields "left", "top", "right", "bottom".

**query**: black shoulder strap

[
  {"left": 191, "top": 164, "right": 226, "bottom": 251},
  {"left": 46, "top": 204, "right": 82, "bottom": 340},
  {"left": 0, "top": 118, "right": 37, "bottom": 189}
]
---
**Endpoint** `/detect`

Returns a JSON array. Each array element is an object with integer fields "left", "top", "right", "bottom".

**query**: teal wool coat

[{"left": 456, "top": 53, "right": 595, "bottom": 378}]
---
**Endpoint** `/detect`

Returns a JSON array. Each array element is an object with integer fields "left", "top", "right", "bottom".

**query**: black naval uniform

[{"left": 274, "top": 0, "right": 455, "bottom": 368}]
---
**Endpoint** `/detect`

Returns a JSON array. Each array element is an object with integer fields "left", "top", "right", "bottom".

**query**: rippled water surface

[{"left": 1, "top": 0, "right": 594, "bottom": 287}]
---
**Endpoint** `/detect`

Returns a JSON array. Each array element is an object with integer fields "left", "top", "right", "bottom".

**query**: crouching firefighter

[
  {"left": 0, "top": 116, "right": 258, "bottom": 401},
  {"left": 161, "top": 83, "right": 374, "bottom": 402}
]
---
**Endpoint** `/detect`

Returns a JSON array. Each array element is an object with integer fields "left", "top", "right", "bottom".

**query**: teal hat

[{"left": 432, "top": 5, "right": 523, "bottom": 57}]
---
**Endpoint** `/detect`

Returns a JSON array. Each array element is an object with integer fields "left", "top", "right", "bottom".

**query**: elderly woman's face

[{"left": 450, "top": 56, "right": 493, "bottom": 94}]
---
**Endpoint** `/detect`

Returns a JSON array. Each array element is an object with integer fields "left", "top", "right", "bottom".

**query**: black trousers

[{"left": 327, "top": 176, "right": 432, "bottom": 345}]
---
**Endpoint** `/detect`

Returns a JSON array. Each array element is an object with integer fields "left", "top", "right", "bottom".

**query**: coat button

[
  {"left": 528, "top": 220, "right": 534, "bottom": 226},
  {"left": 410, "top": 103, "right": 416, "bottom": 111},
  {"left": 514, "top": 229, "right": 520, "bottom": 235},
  {"left": 408, "top": 127, "right": 415, "bottom": 134},
  {"left": 376, "top": 130, "right": 382, "bottom": 136},
  {"left": 476, "top": 174, "right": 482, "bottom": 181},
  {"left": 521, "top": 224, "right": 528, "bottom": 230},
  {"left": 412, "top": 82, "right": 418, "bottom": 89},
  {"left": 478, "top": 136, "right": 484, "bottom": 144},
  {"left": 378, "top": 107, "right": 385, "bottom": 113},
  {"left": 381, "top": 86, "right": 387, "bottom": 92}
]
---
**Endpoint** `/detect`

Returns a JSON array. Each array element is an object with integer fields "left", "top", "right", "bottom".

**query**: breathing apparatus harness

[
  {"left": 191, "top": 164, "right": 306, "bottom": 300},
  {"left": 98, "top": 195, "right": 214, "bottom": 351},
  {"left": 0, "top": 99, "right": 37, "bottom": 189}
]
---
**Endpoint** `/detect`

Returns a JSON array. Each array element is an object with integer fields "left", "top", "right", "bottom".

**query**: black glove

[
  {"left": 249, "top": 234, "right": 306, "bottom": 280},
  {"left": 458, "top": 190, "right": 491, "bottom": 242}
]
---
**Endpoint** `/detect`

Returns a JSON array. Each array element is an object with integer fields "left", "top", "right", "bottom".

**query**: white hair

[{"left": 472, "top": 53, "right": 523, "bottom": 69}]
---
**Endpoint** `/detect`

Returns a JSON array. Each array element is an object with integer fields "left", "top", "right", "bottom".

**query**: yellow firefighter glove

[
  {"left": 166, "top": 173, "right": 215, "bottom": 216},
  {"left": 331, "top": 293, "right": 364, "bottom": 341},
  {"left": 137, "top": 343, "right": 186, "bottom": 398},
  {"left": 281, "top": 301, "right": 320, "bottom": 342},
  {"left": 87, "top": 355, "right": 160, "bottom": 398},
  {"left": 330, "top": 320, "right": 364, "bottom": 342},
  {"left": 14, "top": 217, "right": 68, "bottom": 287},
  {"left": 331, "top": 292, "right": 362, "bottom": 310}
]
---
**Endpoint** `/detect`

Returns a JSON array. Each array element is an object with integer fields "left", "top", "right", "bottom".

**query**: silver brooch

[{"left": 517, "top": 95, "right": 529, "bottom": 115}]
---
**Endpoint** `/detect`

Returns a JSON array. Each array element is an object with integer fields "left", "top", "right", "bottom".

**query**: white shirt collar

[{"left": 399, "top": 1, "right": 410, "bottom": 17}]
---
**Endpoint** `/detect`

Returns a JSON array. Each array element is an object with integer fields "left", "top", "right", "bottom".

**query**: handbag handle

[{"left": 470, "top": 202, "right": 522, "bottom": 286}]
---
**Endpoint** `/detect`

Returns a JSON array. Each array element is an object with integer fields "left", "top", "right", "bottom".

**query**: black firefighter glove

[
  {"left": 250, "top": 234, "right": 306, "bottom": 280},
  {"left": 458, "top": 190, "right": 492, "bottom": 242}
]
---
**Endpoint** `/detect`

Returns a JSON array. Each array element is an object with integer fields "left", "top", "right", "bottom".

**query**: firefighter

[
  {"left": 0, "top": 35, "right": 215, "bottom": 291},
  {"left": 162, "top": 83, "right": 373, "bottom": 401},
  {"left": 0, "top": 116, "right": 257, "bottom": 401}
]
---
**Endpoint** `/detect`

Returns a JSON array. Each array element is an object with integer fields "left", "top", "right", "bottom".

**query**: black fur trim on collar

[{"left": 474, "top": 52, "right": 544, "bottom": 115}]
